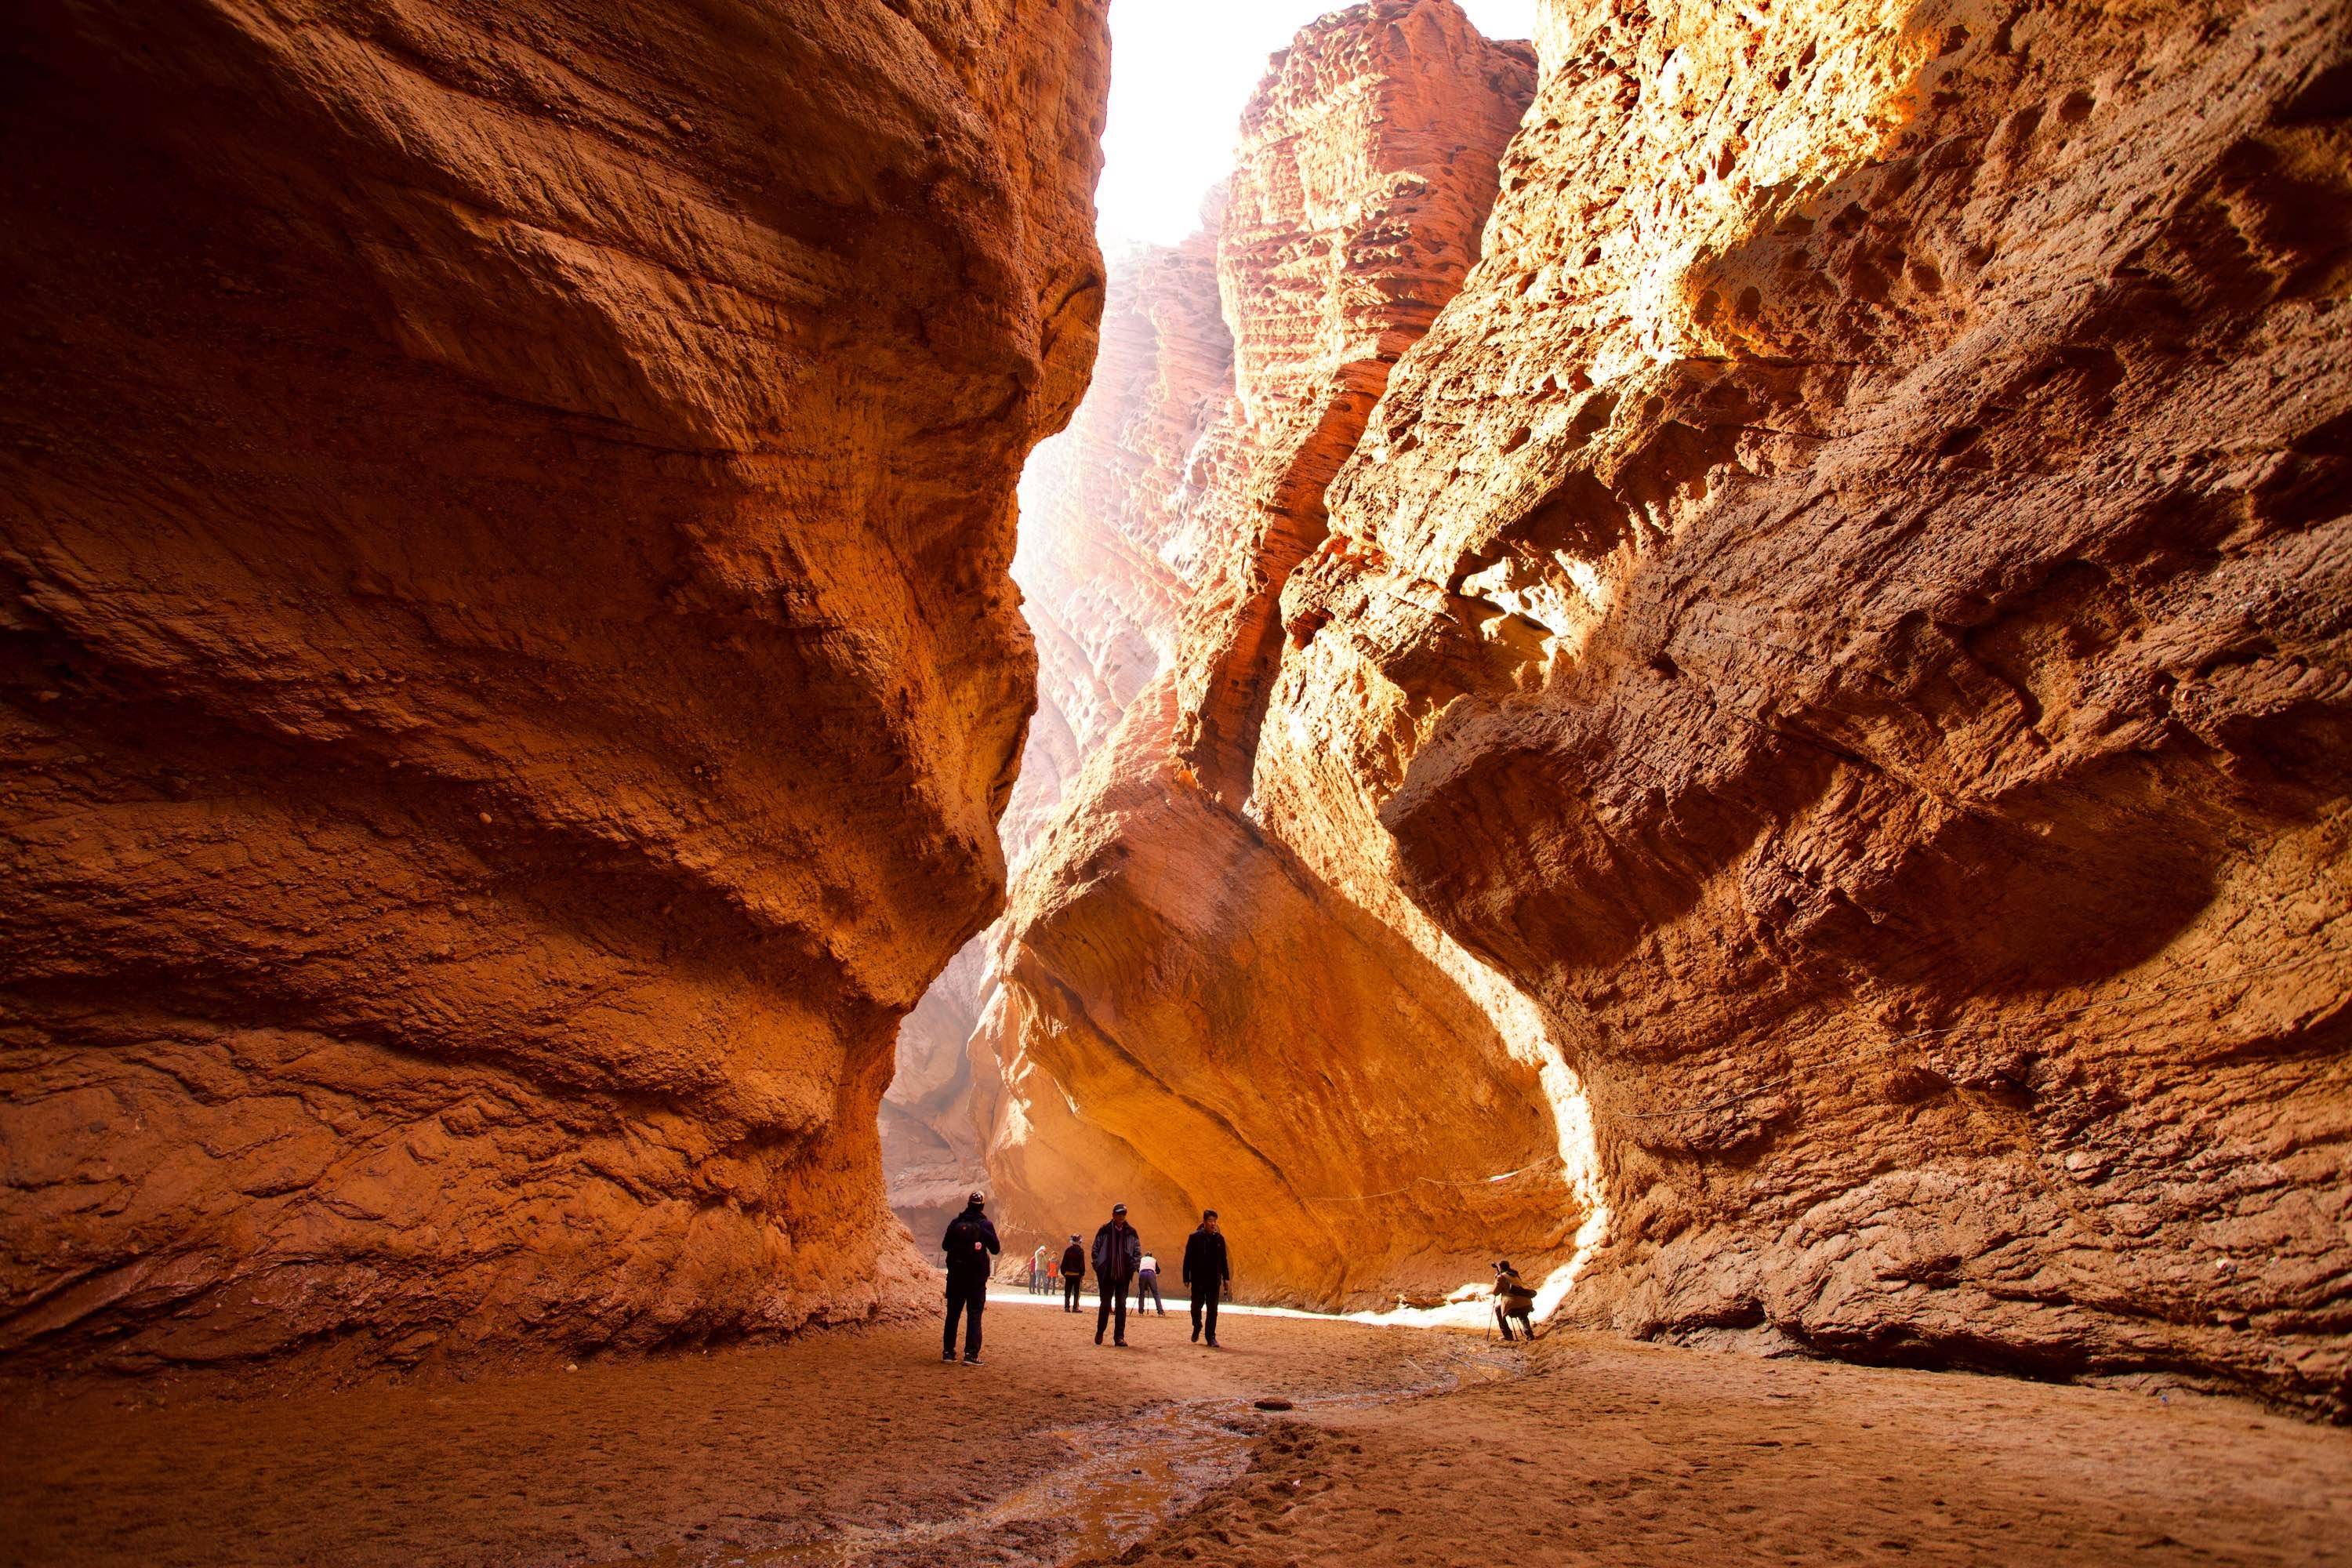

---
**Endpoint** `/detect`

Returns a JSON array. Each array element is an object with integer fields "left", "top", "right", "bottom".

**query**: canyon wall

[
  {"left": 978, "top": 0, "right": 1584, "bottom": 1307},
  {"left": 881, "top": 223, "right": 1233, "bottom": 1239},
  {"left": 983, "top": 0, "right": 2352, "bottom": 1414},
  {"left": 880, "top": 938, "right": 996, "bottom": 1244},
  {"left": 1280, "top": 0, "right": 2352, "bottom": 1411},
  {"left": 0, "top": 0, "right": 1108, "bottom": 1377},
  {"left": 1012, "top": 223, "right": 1235, "bottom": 840}
]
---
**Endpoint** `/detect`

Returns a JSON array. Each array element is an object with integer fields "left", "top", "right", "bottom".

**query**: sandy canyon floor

[{"left": 4, "top": 1297, "right": 2348, "bottom": 1568}]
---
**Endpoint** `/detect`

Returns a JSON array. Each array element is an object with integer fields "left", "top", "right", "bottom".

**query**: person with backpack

[
  {"left": 1091, "top": 1203, "right": 1142, "bottom": 1346},
  {"left": 939, "top": 1191, "right": 999, "bottom": 1364},
  {"left": 1059, "top": 1233, "right": 1086, "bottom": 1312},
  {"left": 1182, "top": 1210, "right": 1231, "bottom": 1348}
]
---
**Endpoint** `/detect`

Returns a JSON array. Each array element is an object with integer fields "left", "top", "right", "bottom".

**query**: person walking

[
  {"left": 1060, "top": 1233, "right": 1086, "bottom": 1312},
  {"left": 939, "top": 1191, "right": 999, "bottom": 1365},
  {"left": 1091, "top": 1203, "right": 1142, "bottom": 1346},
  {"left": 1182, "top": 1210, "right": 1230, "bottom": 1348},
  {"left": 1134, "top": 1249, "right": 1166, "bottom": 1316}
]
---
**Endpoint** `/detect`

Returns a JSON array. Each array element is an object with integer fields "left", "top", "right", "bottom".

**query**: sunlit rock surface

[
  {"left": 1272, "top": 0, "right": 2352, "bottom": 1411},
  {"left": 975, "top": 0, "right": 1568, "bottom": 1306},
  {"left": 1015, "top": 223, "right": 1234, "bottom": 819},
  {"left": 881, "top": 221, "right": 1234, "bottom": 1236},
  {"left": 962, "top": 0, "right": 2350, "bottom": 1414},
  {"left": 0, "top": 0, "right": 1109, "bottom": 1377}
]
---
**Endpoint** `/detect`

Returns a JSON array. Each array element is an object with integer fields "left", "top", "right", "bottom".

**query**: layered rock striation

[
  {"left": 0, "top": 0, "right": 1108, "bottom": 1376},
  {"left": 977, "top": 0, "right": 1573, "bottom": 1306},
  {"left": 1272, "top": 0, "right": 2352, "bottom": 1410}
]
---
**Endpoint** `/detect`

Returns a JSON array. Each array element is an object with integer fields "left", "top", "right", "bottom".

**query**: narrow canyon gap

[
  {"left": 889, "top": 0, "right": 1593, "bottom": 1308},
  {"left": 897, "top": 0, "right": 2352, "bottom": 1418},
  {"left": 0, "top": 0, "right": 1110, "bottom": 1374}
]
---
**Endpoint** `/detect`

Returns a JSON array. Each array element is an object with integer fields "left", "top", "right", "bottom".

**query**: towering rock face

[
  {"left": 881, "top": 225, "right": 1232, "bottom": 1237},
  {"left": 977, "top": 0, "right": 2350, "bottom": 1412},
  {"left": 978, "top": 0, "right": 1573, "bottom": 1307},
  {"left": 0, "top": 0, "right": 1108, "bottom": 1376},
  {"left": 1268, "top": 0, "right": 2351, "bottom": 1410}
]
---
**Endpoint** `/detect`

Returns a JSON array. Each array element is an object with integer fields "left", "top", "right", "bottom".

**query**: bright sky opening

[{"left": 1096, "top": 0, "right": 1541, "bottom": 247}]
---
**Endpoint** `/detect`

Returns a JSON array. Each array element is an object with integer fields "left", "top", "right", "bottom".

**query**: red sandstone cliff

[
  {"left": 1014, "top": 226, "right": 1234, "bottom": 822},
  {"left": 976, "top": 0, "right": 1566, "bottom": 1306},
  {"left": 0, "top": 0, "right": 1109, "bottom": 1377},
  {"left": 1274, "top": 0, "right": 2352, "bottom": 1411},
  {"left": 979, "top": 0, "right": 2351, "bottom": 1416}
]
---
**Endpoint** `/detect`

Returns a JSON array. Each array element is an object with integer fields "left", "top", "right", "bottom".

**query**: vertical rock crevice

[{"left": 882, "top": 209, "right": 1238, "bottom": 1236}]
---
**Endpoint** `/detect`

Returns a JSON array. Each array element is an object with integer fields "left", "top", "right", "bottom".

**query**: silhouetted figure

[
  {"left": 1134, "top": 1250, "right": 1166, "bottom": 1316},
  {"left": 1492, "top": 1260, "right": 1538, "bottom": 1342},
  {"left": 1060, "top": 1234, "right": 1086, "bottom": 1312},
  {"left": 1092, "top": 1203, "right": 1142, "bottom": 1346},
  {"left": 1183, "top": 1210, "right": 1231, "bottom": 1348},
  {"left": 940, "top": 1192, "right": 999, "bottom": 1364}
]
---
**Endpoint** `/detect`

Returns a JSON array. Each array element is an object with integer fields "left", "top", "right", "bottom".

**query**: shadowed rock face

[
  {"left": 976, "top": 0, "right": 1569, "bottom": 1306},
  {"left": 1274, "top": 0, "right": 2352, "bottom": 1410},
  {"left": 0, "top": 0, "right": 1108, "bottom": 1377}
]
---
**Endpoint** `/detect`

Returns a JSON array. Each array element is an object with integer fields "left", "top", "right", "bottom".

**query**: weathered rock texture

[
  {"left": 1272, "top": 0, "right": 2352, "bottom": 1412},
  {"left": 1014, "top": 224, "right": 1235, "bottom": 834},
  {"left": 976, "top": 0, "right": 1577, "bottom": 1306},
  {"left": 979, "top": 0, "right": 2352, "bottom": 1414},
  {"left": 0, "top": 0, "right": 1108, "bottom": 1377},
  {"left": 880, "top": 223, "right": 1233, "bottom": 1236}
]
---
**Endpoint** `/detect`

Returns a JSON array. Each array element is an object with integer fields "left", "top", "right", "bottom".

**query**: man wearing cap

[
  {"left": 939, "top": 1190, "right": 999, "bottom": 1365},
  {"left": 1182, "top": 1210, "right": 1231, "bottom": 1348},
  {"left": 1090, "top": 1203, "right": 1142, "bottom": 1346}
]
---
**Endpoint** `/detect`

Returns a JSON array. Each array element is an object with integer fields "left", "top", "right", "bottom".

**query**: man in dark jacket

[
  {"left": 939, "top": 1191, "right": 999, "bottom": 1364},
  {"left": 1182, "top": 1210, "right": 1231, "bottom": 1348},
  {"left": 1060, "top": 1233, "right": 1086, "bottom": 1312},
  {"left": 1091, "top": 1203, "right": 1142, "bottom": 1346}
]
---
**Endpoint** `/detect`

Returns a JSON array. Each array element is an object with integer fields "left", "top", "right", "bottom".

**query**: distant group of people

[
  {"left": 938, "top": 1192, "right": 1538, "bottom": 1366},
  {"left": 936, "top": 1193, "right": 1231, "bottom": 1365}
]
